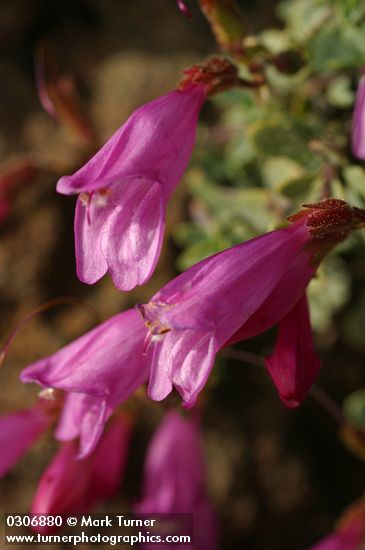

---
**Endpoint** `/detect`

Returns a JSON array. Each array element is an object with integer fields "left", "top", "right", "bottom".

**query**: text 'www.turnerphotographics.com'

[{"left": 4, "top": 514, "right": 193, "bottom": 546}]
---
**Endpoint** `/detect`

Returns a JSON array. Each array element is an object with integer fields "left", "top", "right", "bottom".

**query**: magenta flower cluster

[{"left": 2, "top": 63, "right": 365, "bottom": 548}]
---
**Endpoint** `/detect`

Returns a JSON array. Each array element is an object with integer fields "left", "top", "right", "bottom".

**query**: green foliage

[
  {"left": 308, "top": 256, "right": 351, "bottom": 332},
  {"left": 308, "top": 27, "right": 365, "bottom": 71},
  {"left": 326, "top": 75, "right": 355, "bottom": 108},
  {"left": 277, "top": 0, "right": 333, "bottom": 43},
  {"left": 174, "top": 0, "right": 365, "bottom": 341}
]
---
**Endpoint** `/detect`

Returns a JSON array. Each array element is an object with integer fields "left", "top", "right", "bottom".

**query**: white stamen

[{"left": 39, "top": 387, "right": 56, "bottom": 400}]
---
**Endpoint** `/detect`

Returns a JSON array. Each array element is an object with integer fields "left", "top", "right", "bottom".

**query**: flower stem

[{"left": 0, "top": 297, "right": 100, "bottom": 368}]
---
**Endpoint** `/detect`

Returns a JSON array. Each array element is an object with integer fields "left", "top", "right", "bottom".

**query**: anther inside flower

[
  {"left": 79, "top": 189, "right": 111, "bottom": 224},
  {"left": 137, "top": 303, "right": 172, "bottom": 336},
  {"left": 79, "top": 188, "right": 111, "bottom": 209}
]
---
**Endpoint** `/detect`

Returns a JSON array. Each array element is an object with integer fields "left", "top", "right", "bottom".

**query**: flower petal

[
  {"left": 74, "top": 196, "right": 109, "bottom": 284},
  {"left": 31, "top": 415, "right": 131, "bottom": 533},
  {"left": 89, "top": 414, "right": 132, "bottom": 502},
  {"left": 135, "top": 411, "right": 218, "bottom": 549},
  {"left": 54, "top": 393, "right": 108, "bottom": 459},
  {"left": 352, "top": 70, "right": 365, "bottom": 160},
  {"left": 101, "top": 178, "right": 165, "bottom": 290},
  {"left": 148, "top": 330, "right": 216, "bottom": 407},
  {"left": 226, "top": 246, "right": 315, "bottom": 345},
  {"left": 56, "top": 87, "right": 205, "bottom": 196},
  {"left": 264, "top": 293, "right": 322, "bottom": 407},
  {"left": 0, "top": 406, "right": 50, "bottom": 478},
  {"left": 148, "top": 222, "right": 310, "bottom": 342},
  {"left": 310, "top": 531, "right": 361, "bottom": 550},
  {"left": 31, "top": 441, "right": 91, "bottom": 521},
  {"left": 21, "top": 309, "right": 148, "bottom": 456},
  {"left": 20, "top": 309, "right": 146, "bottom": 397}
]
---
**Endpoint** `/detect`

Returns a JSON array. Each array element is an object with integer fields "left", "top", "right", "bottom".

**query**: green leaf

[
  {"left": 253, "top": 123, "right": 315, "bottom": 165},
  {"left": 326, "top": 75, "right": 355, "bottom": 108},
  {"left": 343, "top": 165, "right": 365, "bottom": 205},
  {"left": 261, "top": 156, "right": 305, "bottom": 190},
  {"left": 277, "top": 0, "right": 333, "bottom": 42},
  {"left": 330, "top": 178, "right": 347, "bottom": 201},
  {"left": 259, "top": 29, "right": 292, "bottom": 54},
  {"left": 309, "top": 28, "right": 365, "bottom": 71}
]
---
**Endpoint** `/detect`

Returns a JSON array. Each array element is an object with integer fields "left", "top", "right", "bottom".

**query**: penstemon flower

[
  {"left": 135, "top": 410, "right": 218, "bottom": 550},
  {"left": 56, "top": 58, "right": 241, "bottom": 291},
  {"left": 20, "top": 309, "right": 149, "bottom": 457},
  {"left": 56, "top": 84, "right": 206, "bottom": 291},
  {"left": 138, "top": 200, "right": 365, "bottom": 408},
  {"left": 31, "top": 415, "right": 131, "bottom": 534}
]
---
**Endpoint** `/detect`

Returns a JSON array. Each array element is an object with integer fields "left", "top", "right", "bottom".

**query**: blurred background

[{"left": 1, "top": 1, "right": 365, "bottom": 548}]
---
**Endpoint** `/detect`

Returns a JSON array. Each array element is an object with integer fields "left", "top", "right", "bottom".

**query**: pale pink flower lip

[
  {"left": 54, "top": 393, "right": 111, "bottom": 459},
  {"left": 56, "top": 86, "right": 206, "bottom": 291}
]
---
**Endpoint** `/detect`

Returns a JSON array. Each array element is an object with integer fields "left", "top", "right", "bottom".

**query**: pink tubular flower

[
  {"left": 56, "top": 85, "right": 206, "bottom": 291},
  {"left": 20, "top": 309, "right": 149, "bottom": 457},
  {"left": 135, "top": 411, "right": 218, "bottom": 550},
  {"left": 31, "top": 414, "right": 131, "bottom": 533},
  {"left": 352, "top": 69, "right": 365, "bottom": 160},
  {"left": 138, "top": 200, "right": 365, "bottom": 408},
  {"left": 0, "top": 403, "right": 51, "bottom": 478},
  {"left": 309, "top": 499, "right": 365, "bottom": 549}
]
